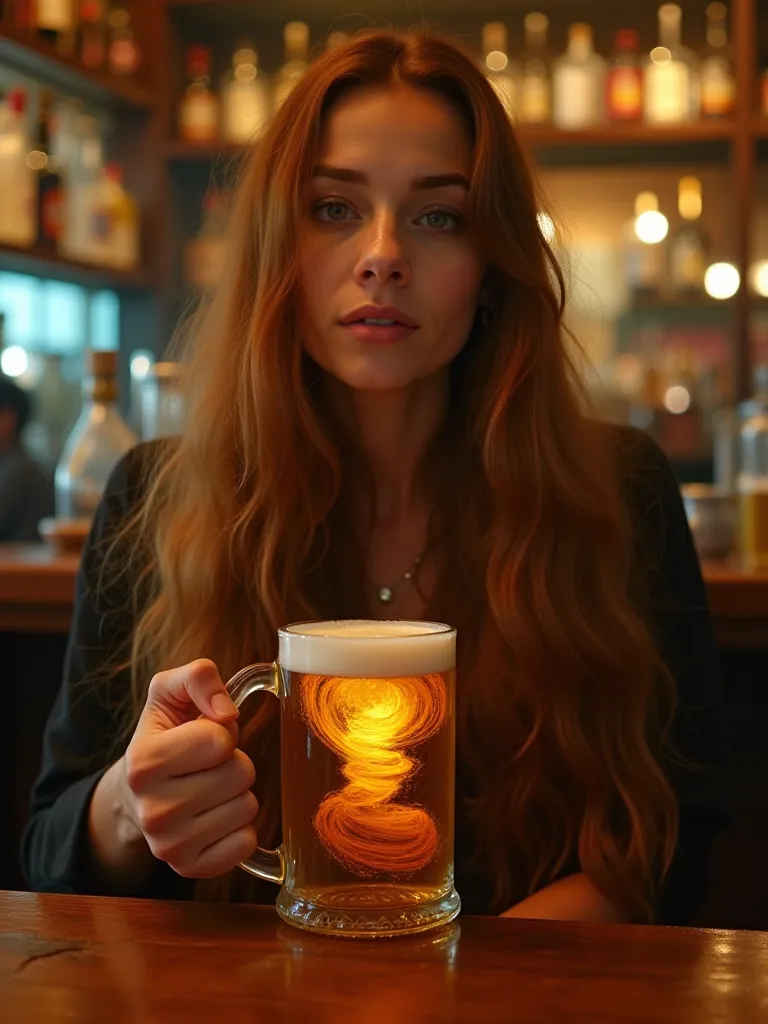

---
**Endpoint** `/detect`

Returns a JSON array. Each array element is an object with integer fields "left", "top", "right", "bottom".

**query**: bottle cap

[
  {"left": 188, "top": 44, "right": 211, "bottom": 75},
  {"left": 524, "top": 13, "right": 548, "bottom": 35},
  {"left": 87, "top": 349, "right": 118, "bottom": 378},
  {"left": 284, "top": 21, "right": 309, "bottom": 54}
]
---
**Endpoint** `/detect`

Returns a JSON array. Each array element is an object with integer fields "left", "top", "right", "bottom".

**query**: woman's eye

[
  {"left": 418, "top": 208, "right": 462, "bottom": 232},
  {"left": 315, "top": 199, "right": 353, "bottom": 223}
]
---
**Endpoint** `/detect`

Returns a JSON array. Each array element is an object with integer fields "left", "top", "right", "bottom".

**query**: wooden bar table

[{"left": 1, "top": 891, "right": 767, "bottom": 1022}]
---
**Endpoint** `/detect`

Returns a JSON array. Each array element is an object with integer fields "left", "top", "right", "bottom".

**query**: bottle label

[
  {"left": 110, "top": 39, "right": 141, "bottom": 76},
  {"left": 609, "top": 68, "right": 642, "bottom": 119},
  {"left": 223, "top": 86, "right": 269, "bottom": 143},
  {"left": 671, "top": 234, "right": 706, "bottom": 287},
  {"left": 645, "top": 62, "right": 690, "bottom": 123},
  {"left": 554, "top": 66, "right": 599, "bottom": 129},
  {"left": 701, "top": 62, "right": 735, "bottom": 117},
  {"left": 41, "top": 181, "right": 64, "bottom": 242},
  {"left": 36, "top": 0, "right": 72, "bottom": 31},
  {"left": 520, "top": 77, "right": 550, "bottom": 123},
  {"left": 180, "top": 95, "right": 219, "bottom": 143}
]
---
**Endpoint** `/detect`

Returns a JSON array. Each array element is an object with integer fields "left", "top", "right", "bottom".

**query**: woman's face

[{"left": 298, "top": 85, "right": 484, "bottom": 392}]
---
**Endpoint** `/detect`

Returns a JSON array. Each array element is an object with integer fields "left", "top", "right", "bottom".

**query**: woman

[{"left": 22, "top": 30, "right": 726, "bottom": 924}]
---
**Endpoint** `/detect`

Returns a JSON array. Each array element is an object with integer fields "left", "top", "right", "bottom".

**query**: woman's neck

[{"left": 324, "top": 371, "right": 449, "bottom": 527}]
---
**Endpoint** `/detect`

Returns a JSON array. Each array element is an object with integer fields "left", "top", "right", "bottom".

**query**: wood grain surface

[{"left": 2, "top": 891, "right": 767, "bottom": 1023}]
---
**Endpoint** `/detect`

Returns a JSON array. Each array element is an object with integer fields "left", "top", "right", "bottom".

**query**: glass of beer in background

[{"left": 225, "top": 619, "right": 459, "bottom": 937}]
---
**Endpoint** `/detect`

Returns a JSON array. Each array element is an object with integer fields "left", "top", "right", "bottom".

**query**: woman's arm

[
  {"left": 500, "top": 873, "right": 626, "bottom": 923},
  {"left": 20, "top": 444, "right": 191, "bottom": 899}
]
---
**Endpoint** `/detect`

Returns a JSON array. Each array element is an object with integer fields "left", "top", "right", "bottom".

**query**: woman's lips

[{"left": 339, "top": 321, "right": 418, "bottom": 344}]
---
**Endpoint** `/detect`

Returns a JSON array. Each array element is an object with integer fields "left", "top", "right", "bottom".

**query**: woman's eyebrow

[{"left": 312, "top": 165, "right": 470, "bottom": 190}]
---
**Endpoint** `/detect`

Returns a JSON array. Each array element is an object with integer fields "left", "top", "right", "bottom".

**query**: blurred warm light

[
  {"left": 130, "top": 352, "right": 152, "bottom": 378},
  {"left": 635, "top": 210, "right": 669, "bottom": 244},
  {"left": 664, "top": 385, "right": 691, "bottom": 414},
  {"left": 1, "top": 345, "right": 28, "bottom": 378},
  {"left": 704, "top": 262, "right": 740, "bottom": 300},
  {"left": 485, "top": 51, "right": 508, "bottom": 72},
  {"left": 537, "top": 212, "right": 556, "bottom": 243},
  {"left": 749, "top": 260, "right": 768, "bottom": 298},
  {"left": 650, "top": 46, "right": 671, "bottom": 64}
]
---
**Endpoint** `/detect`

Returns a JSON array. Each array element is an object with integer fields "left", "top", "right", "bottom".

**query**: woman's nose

[{"left": 353, "top": 214, "right": 411, "bottom": 287}]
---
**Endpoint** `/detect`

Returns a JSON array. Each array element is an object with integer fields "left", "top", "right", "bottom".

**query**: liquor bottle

[
  {"left": 35, "top": 0, "right": 77, "bottom": 56},
  {"left": 28, "top": 90, "right": 65, "bottom": 252},
  {"left": 221, "top": 42, "right": 271, "bottom": 144},
  {"left": 0, "top": 88, "right": 36, "bottom": 247},
  {"left": 607, "top": 29, "right": 643, "bottom": 122},
  {"left": 644, "top": 4, "right": 699, "bottom": 124},
  {"left": 55, "top": 349, "right": 137, "bottom": 524},
  {"left": 699, "top": 1, "right": 735, "bottom": 119},
  {"left": 669, "top": 176, "right": 709, "bottom": 293},
  {"left": 274, "top": 21, "right": 310, "bottom": 110},
  {"left": 518, "top": 12, "right": 551, "bottom": 125},
  {"left": 738, "top": 397, "right": 768, "bottom": 570},
  {"left": 90, "top": 162, "right": 139, "bottom": 268},
  {"left": 552, "top": 23, "right": 606, "bottom": 130},
  {"left": 179, "top": 44, "right": 219, "bottom": 144},
  {"left": 79, "top": 0, "right": 106, "bottom": 70},
  {"left": 184, "top": 189, "right": 228, "bottom": 291},
  {"left": 61, "top": 112, "right": 103, "bottom": 262},
  {"left": 107, "top": 1, "right": 142, "bottom": 78},
  {"left": 481, "top": 22, "right": 518, "bottom": 119},
  {"left": 622, "top": 191, "right": 668, "bottom": 299}
]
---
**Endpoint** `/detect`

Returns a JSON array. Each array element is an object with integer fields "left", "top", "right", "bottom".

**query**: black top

[{"left": 21, "top": 428, "right": 729, "bottom": 923}]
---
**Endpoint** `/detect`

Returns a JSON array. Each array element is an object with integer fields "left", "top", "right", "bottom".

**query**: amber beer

[
  {"left": 226, "top": 619, "right": 459, "bottom": 937},
  {"left": 740, "top": 481, "right": 768, "bottom": 570}
]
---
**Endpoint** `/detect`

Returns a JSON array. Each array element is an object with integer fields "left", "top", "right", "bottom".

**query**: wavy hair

[{"left": 118, "top": 30, "right": 677, "bottom": 919}]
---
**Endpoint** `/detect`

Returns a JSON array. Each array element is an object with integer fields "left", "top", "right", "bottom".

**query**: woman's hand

[{"left": 117, "top": 659, "right": 259, "bottom": 879}]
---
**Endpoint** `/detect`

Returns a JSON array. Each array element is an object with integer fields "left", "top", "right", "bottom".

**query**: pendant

[{"left": 377, "top": 586, "right": 394, "bottom": 604}]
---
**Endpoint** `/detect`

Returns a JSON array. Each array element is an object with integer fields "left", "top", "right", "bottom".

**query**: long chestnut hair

[{"left": 116, "top": 30, "right": 677, "bottom": 919}]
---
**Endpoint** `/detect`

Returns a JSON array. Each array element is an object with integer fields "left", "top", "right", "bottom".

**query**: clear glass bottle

[
  {"left": 55, "top": 349, "right": 137, "bottom": 523},
  {"left": 61, "top": 112, "right": 103, "bottom": 262},
  {"left": 518, "top": 13, "right": 551, "bottom": 125},
  {"left": 481, "top": 22, "right": 518, "bottom": 120},
  {"left": 644, "top": 4, "right": 699, "bottom": 125},
  {"left": 274, "top": 21, "right": 310, "bottom": 110},
  {"left": 738, "top": 388, "right": 768, "bottom": 570},
  {"left": 552, "top": 23, "right": 606, "bottom": 130},
  {"left": 699, "top": 1, "right": 735, "bottom": 119},
  {"left": 622, "top": 191, "right": 668, "bottom": 300},
  {"left": 607, "top": 29, "right": 643, "bottom": 122},
  {"left": 669, "top": 176, "right": 709, "bottom": 293},
  {"left": 179, "top": 44, "right": 219, "bottom": 144},
  {"left": 221, "top": 42, "right": 271, "bottom": 144}
]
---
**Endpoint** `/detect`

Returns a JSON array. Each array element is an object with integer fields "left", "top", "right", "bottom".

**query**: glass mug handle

[{"left": 225, "top": 662, "right": 285, "bottom": 884}]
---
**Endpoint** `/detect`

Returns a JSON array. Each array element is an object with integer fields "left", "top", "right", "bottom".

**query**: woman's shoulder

[
  {"left": 604, "top": 423, "right": 682, "bottom": 520},
  {"left": 102, "top": 438, "right": 178, "bottom": 517}
]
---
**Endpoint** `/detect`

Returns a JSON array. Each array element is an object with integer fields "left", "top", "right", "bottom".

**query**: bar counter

[
  {"left": 0, "top": 544, "right": 766, "bottom": 647},
  {"left": 3, "top": 891, "right": 768, "bottom": 1023}
]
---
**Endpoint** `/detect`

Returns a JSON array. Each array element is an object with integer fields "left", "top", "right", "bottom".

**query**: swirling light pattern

[{"left": 301, "top": 671, "right": 448, "bottom": 876}]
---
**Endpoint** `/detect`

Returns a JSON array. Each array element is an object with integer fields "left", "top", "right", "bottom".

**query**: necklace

[{"left": 373, "top": 552, "right": 424, "bottom": 605}]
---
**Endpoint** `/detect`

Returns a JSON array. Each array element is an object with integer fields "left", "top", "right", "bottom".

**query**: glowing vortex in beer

[{"left": 301, "top": 671, "right": 448, "bottom": 876}]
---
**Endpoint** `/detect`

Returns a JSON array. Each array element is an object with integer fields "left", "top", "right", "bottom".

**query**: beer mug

[{"left": 225, "top": 619, "right": 459, "bottom": 937}]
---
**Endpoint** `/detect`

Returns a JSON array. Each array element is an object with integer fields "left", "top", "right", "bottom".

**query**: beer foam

[{"left": 279, "top": 620, "right": 455, "bottom": 677}]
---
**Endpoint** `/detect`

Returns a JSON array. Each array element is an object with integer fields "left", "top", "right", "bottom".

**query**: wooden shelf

[
  {"left": 164, "top": 121, "right": 735, "bottom": 165},
  {"left": 0, "top": 23, "right": 153, "bottom": 109},
  {"left": 0, "top": 242, "right": 151, "bottom": 291},
  {"left": 165, "top": 140, "right": 247, "bottom": 162},
  {"left": 754, "top": 117, "right": 768, "bottom": 140},
  {"left": 522, "top": 121, "right": 735, "bottom": 147}
]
